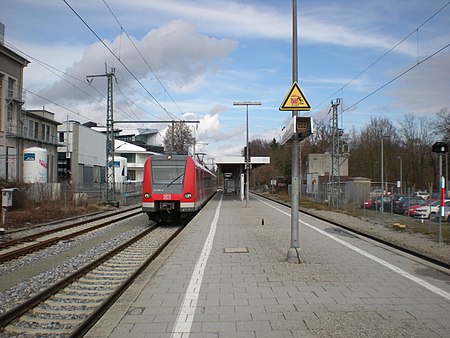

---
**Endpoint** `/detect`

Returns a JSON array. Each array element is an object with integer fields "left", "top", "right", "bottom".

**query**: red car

[
  {"left": 405, "top": 199, "right": 433, "bottom": 217},
  {"left": 360, "top": 198, "right": 375, "bottom": 209}
]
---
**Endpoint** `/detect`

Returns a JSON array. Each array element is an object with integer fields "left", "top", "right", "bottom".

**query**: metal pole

[
  {"left": 438, "top": 154, "right": 443, "bottom": 243},
  {"left": 233, "top": 102, "right": 261, "bottom": 208},
  {"left": 380, "top": 137, "right": 384, "bottom": 213},
  {"left": 246, "top": 104, "right": 249, "bottom": 208},
  {"left": 287, "top": 0, "right": 301, "bottom": 263},
  {"left": 86, "top": 67, "right": 117, "bottom": 205}
]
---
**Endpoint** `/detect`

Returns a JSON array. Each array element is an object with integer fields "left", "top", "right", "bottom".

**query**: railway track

[
  {"left": 0, "top": 223, "right": 183, "bottom": 337},
  {"left": 0, "top": 207, "right": 142, "bottom": 263}
]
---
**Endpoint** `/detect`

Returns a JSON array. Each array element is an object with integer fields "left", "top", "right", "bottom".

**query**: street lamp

[
  {"left": 233, "top": 101, "right": 261, "bottom": 207},
  {"left": 397, "top": 156, "right": 402, "bottom": 194},
  {"left": 380, "top": 135, "right": 389, "bottom": 213}
]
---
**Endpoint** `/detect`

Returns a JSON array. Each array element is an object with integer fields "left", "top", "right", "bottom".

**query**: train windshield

[{"left": 152, "top": 158, "right": 186, "bottom": 186}]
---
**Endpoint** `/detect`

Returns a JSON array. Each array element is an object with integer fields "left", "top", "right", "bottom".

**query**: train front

[{"left": 142, "top": 154, "right": 195, "bottom": 223}]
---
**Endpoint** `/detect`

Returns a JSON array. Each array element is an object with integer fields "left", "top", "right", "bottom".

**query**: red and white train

[{"left": 142, "top": 154, "right": 216, "bottom": 223}]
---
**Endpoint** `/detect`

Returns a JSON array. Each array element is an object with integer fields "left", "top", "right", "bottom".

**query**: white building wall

[
  {"left": 78, "top": 125, "right": 105, "bottom": 166},
  {"left": 307, "top": 153, "right": 348, "bottom": 177},
  {"left": 57, "top": 122, "right": 106, "bottom": 185}
]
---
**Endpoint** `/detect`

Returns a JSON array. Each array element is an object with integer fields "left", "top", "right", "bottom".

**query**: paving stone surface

[{"left": 87, "top": 194, "right": 450, "bottom": 337}]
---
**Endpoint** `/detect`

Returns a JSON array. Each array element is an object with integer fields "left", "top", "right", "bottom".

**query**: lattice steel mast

[
  {"left": 330, "top": 98, "right": 341, "bottom": 208},
  {"left": 87, "top": 66, "right": 117, "bottom": 205}
]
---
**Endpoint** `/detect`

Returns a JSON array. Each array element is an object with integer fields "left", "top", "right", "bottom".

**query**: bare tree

[
  {"left": 398, "top": 113, "right": 436, "bottom": 190},
  {"left": 433, "top": 108, "right": 450, "bottom": 142},
  {"left": 163, "top": 122, "right": 195, "bottom": 154},
  {"left": 348, "top": 117, "right": 400, "bottom": 183}
]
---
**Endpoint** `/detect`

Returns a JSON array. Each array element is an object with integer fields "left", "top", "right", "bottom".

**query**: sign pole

[
  {"left": 439, "top": 154, "right": 444, "bottom": 243},
  {"left": 432, "top": 141, "right": 448, "bottom": 243},
  {"left": 287, "top": 0, "right": 302, "bottom": 263}
]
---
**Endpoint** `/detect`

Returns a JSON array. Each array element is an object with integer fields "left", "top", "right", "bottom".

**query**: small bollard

[{"left": 261, "top": 218, "right": 264, "bottom": 225}]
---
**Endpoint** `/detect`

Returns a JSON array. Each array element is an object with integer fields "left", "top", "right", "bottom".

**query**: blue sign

[{"left": 24, "top": 153, "right": 36, "bottom": 161}]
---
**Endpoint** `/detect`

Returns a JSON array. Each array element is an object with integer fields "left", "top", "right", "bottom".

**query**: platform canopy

[{"left": 215, "top": 156, "right": 270, "bottom": 176}]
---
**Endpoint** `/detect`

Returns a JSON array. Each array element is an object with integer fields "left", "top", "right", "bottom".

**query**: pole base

[{"left": 287, "top": 247, "right": 304, "bottom": 263}]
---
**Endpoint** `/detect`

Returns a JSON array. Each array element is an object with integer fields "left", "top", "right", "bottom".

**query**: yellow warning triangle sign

[{"left": 279, "top": 82, "right": 311, "bottom": 111}]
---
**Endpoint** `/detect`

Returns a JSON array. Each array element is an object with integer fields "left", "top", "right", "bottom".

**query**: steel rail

[
  {"left": 0, "top": 223, "right": 159, "bottom": 329},
  {"left": 0, "top": 208, "right": 142, "bottom": 263},
  {"left": 0, "top": 205, "right": 141, "bottom": 249},
  {"left": 69, "top": 225, "right": 185, "bottom": 337}
]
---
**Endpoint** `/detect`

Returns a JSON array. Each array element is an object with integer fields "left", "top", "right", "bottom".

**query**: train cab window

[{"left": 152, "top": 159, "right": 186, "bottom": 186}]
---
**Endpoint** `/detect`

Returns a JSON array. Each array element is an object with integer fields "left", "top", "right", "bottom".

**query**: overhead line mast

[
  {"left": 329, "top": 98, "right": 349, "bottom": 208},
  {"left": 87, "top": 65, "right": 117, "bottom": 206}
]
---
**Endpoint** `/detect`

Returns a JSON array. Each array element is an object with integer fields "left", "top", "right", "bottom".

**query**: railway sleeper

[
  {"left": 3, "top": 326, "right": 70, "bottom": 336},
  {"left": 33, "top": 306, "right": 91, "bottom": 316},
  {"left": 63, "top": 286, "right": 113, "bottom": 294},
  {"left": 50, "top": 293, "right": 107, "bottom": 301},
  {"left": 76, "top": 277, "right": 123, "bottom": 285},
  {"left": 44, "top": 298, "right": 102, "bottom": 307},
  {"left": 18, "top": 313, "right": 83, "bottom": 324},
  {"left": 82, "top": 272, "right": 127, "bottom": 280}
]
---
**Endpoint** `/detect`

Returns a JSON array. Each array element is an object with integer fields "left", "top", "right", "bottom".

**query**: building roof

[
  {"left": 0, "top": 43, "right": 29, "bottom": 66},
  {"left": 114, "top": 139, "right": 162, "bottom": 154},
  {"left": 25, "top": 109, "right": 62, "bottom": 125}
]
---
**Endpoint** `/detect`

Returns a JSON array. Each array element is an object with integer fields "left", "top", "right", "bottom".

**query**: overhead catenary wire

[
  {"left": 25, "top": 88, "right": 92, "bottom": 121},
  {"left": 343, "top": 41, "right": 450, "bottom": 113},
  {"left": 62, "top": 0, "right": 180, "bottom": 122},
  {"left": 101, "top": 0, "right": 186, "bottom": 120},
  {"left": 4, "top": 40, "right": 159, "bottom": 124},
  {"left": 313, "top": 1, "right": 450, "bottom": 115}
]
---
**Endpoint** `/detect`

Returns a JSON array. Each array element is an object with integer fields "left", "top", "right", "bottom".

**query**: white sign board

[{"left": 279, "top": 117, "right": 296, "bottom": 145}]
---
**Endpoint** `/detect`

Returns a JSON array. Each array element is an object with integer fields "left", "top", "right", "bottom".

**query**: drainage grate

[{"left": 223, "top": 247, "right": 249, "bottom": 253}]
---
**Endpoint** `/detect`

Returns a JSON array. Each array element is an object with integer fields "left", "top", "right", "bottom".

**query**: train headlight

[
  {"left": 144, "top": 192, "right": 151, "bottom": 199},
  {"left": 184, "top": 192, "right": 192, "bottom": 199}
]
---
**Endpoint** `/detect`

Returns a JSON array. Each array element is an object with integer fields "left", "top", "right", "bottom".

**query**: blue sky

[{"left": 2, "top": 0, "right": 449, "bottom": 162}]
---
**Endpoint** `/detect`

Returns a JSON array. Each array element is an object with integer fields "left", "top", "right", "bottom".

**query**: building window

[
  {"left": 0, "top": 74, "right": 3, "bottom": 125},
  {"left": 7, "top": 78, "right": 14, "bottom": 98},
  {"left": 45, "top": 125, "right": 50, "bottom": 141},
  {"left": 58, "top": 132, "right": 65, "bottom": 142},
  {"left": 34, "top": 121, "right": 39, "bottom": 139},
  {"left": 28, "top": 120, "right": 34, "bottom": 138}
]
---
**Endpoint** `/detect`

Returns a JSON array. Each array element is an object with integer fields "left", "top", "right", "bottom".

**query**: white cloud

[
  {"left": 27, "top": 20, "right": 237, "bottom": 119},
  {"left": 388, "top": 50, "right": 450, "bottom": 115}
]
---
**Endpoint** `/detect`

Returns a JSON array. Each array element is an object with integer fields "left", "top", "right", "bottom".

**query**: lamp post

[
  {"left": 397, "top": 156, "right": 402, "bottom": 194},
  {"left": 380, "top": 136, "right": 389, "bottom": 213},
  {"left": 233, "top": 101, "right": 261, "bottom": 207}
]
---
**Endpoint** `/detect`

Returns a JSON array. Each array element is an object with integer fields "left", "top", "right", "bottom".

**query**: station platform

[{"left": 87, "top": 193, "right": 450, "bottom": 337}]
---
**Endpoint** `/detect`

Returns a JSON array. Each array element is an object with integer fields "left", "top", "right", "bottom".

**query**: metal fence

[{"left": 27, "top": 182, "right": 143, "bottom": 207}]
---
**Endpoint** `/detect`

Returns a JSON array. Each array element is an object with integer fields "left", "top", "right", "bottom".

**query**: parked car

[
  {"left": 414, "top": 190, "right": 430, "bottom": 200},
  {"left": 405, "top": 199, "right": 432, "bottom": 217},
  {"left": 360, "top": 198, "right": 376, "bottom": 209},
  {"left": 444, "top": 206, "right": 450, "bottom": 222},
  {"left": 415, "top": 199, "right": 450, "bottom": 220},
  {"left": 390, "top": 194, "right": 408, "bottom": 211},
  {"left": 371, "top": 195, "right": 393, "bottom": 211},
  {"left": 393, "top": 196, "right": 426, "bottom": 215},
  {"left": 370, "top": 189, "right": 382, "bottom": 198}
]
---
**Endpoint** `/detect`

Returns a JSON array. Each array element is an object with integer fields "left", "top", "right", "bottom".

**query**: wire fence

[{"left": 26, "top": 182, "right": 143, "bottom": 207}]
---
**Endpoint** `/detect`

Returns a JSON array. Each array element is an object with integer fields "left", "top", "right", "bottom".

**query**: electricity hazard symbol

[{"left": 279, "top": 82, "right": 311, "bottom": 111}]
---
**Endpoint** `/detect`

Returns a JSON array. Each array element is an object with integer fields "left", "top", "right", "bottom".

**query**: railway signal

[{"left": 432, "top": 141, "right": 448, "bottom": 243}]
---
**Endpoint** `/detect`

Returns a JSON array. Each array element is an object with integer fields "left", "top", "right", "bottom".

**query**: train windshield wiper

[{"left": 166, "top": 173, "right": 184, "bottom": 187}]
